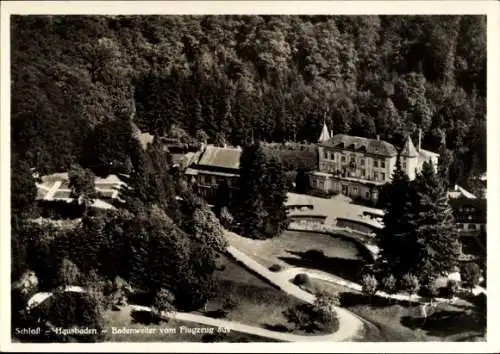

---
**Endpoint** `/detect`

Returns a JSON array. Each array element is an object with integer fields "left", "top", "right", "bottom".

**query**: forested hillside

[{"left": 11, "top": 15, "right": 486, "bottom": 188}]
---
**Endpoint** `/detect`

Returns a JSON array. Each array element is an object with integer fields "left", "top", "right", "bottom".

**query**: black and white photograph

[{"left": 1, "top": 1, "right": 499, "bottom": 352}]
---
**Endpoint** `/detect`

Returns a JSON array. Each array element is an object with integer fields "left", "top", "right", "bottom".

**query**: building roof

[
  {"left": 448, "top": 184, "right": 477, "bottom": 199},
  {"left": 319, "top": 134, "right": 398, "bottom": 157},
  {"left": 400, "top": 136, "right": 418, "bottom": 157},
  {"left": 318, "top": 121, "right": 331, "bottom": 143},
  {"left": 197, "top": 145, "right": 241, "bottom": 170},
  {"left": 417, "top": 148, "right": 440, "bottom": 170},
  {"left": 418, "top": 148, "right": 439, "bottom": 159},
  {"left": 185, "top": 168, "right": 199, "bottom": 176}
]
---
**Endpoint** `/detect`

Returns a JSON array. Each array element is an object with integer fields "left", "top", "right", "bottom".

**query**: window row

[
  {"left": 198, "top": 174, "right": 233, "bottom": 186},
  {"left": 320, "top": 165, "right": 387, "bottom": 181},
  {"left": 457, "top": 223, "right": 483, "bottom": 230},
  {"left": 322, "top": 151, "right": 386, "bottom": 168}
]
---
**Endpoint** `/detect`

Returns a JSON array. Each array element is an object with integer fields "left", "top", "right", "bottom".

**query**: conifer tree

[
  {"left": 411, "top": 161, "right": 461, "bottom": 280},
  {"left": 295, "top": 168, "right": 310, "bottom": 194},
  {"left": 263, "top": 156, "right": 289, "bottom": 237},
  {"left": 377, "top": 154, "right": 418, "bottom": 277},
  {"left": 193, "top": 97, "right": 204, "bottom": 134},
  {"left": 235, "top": 142, "right": 268, "bottom": 238},
  {"left": 124, "top": 148, "right": 152, "bottom": 207}
]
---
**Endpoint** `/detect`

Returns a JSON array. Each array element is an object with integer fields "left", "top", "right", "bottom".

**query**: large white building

[{"left": 309, "top": 122, "right": 439, "bottom": 203}]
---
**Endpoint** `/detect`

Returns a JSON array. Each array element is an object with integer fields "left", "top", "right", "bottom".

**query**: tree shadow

[
  {"left": 204, "top": 309, "right": 227, "bottom": 319},
  {"left": 262, "top": 323, "right": 293, "bottom": 333},
  {"left": 400, "top": 309, "right": 484, "bottom": 337},
  {"left": 130, "top": 309, "right": 160, "bottom": 325},
  {"left": 278, "top": 249, "right": 364, "bottom": 283},
  {"left": 127, "top": 291, "right": 153, "bottom": 307},
  {"left": 337, "top": 291, "right": 413, "bottom": 308}
]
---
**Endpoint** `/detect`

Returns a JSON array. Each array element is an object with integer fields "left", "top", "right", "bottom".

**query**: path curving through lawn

[
  {"left": 25, "top": 285, "right": 355, "bottom": 342},
  {"left": 25, "top": 242, "right": 368, "bottom": 342},
  {"left": 225, "top": 243, "right": 364, "bottom": 341}
]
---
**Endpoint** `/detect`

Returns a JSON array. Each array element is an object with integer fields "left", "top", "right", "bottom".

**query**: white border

[{"left": 1, "top": 1, "right": 499, "bottom": 353}]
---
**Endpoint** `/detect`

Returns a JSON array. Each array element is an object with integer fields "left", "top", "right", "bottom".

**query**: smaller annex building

[{"left": 185, "top": 144, "right": 242, "bottom": 200}]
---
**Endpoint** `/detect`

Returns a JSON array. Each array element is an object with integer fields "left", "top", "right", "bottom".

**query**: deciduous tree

[{"left": 68, "top": 164, "right": 97, "bottom": 211}]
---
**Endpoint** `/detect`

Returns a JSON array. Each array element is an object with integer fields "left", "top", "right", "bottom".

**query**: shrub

[
  {"left": 400, "top": 273, "right": 420, "bottom": 299},
  {"left": 461, "top": 263, "right": 482, "bottom": 291},
  {"left": 152, "top": 288, "right": 176, "bottom": 321},
  {"left": 284, "top": 302, "right": 339, "bottom": 334},
  {"left": 361, "top": 274, "right": 378, "bottom": 300},
  {"left": 314, "top": 290, "right": 340, "bottom": 321},
  {"left": 381, "top": 274, "right": 397, "bottom": 295},
  {"left": 420, "top": 281, "right": 439, "bottom": 299},
  {"left": 219, "top": 206, "right": 234, "bottom": 229},
  {"left": 293, "top": 273, "right": 311, "bottom": 288},
  {"left": 446, "top": 279, "right": 460, "bottom": 299},
  {"left": 57, "top": 258, "right": 81, "bottom": 287},
  {"left": 222, "top": 295, "right": 237, "bottom": 311},
  {"left": 269, "top": 264, "right": 282, "bottom": 272},
  {"left": 12, "top": 270, "right": 39, "bottom": 298},
  {"left": 304, "top": 249, "right": 325, "bottom": 260}
]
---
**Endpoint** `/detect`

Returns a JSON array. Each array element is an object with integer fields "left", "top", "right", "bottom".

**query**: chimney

[
  {"left": 418, "top": 128, "right": 422, "bottom": 151},
  {"left": 376, "top": 135, "right": 380, "bottom": 141}
]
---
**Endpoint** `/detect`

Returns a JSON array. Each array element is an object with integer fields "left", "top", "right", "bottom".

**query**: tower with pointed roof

[
  {"left": 400, "top": 135, "right": 419, "bottom": 180},
  {"left": 318, "top": 120, "right": 331, "bottom": 143}
]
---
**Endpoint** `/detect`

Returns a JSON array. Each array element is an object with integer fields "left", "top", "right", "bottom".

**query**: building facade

[
  {"left": 309, "top": 122, "right": 439, "bottom": 203},
  {"left": 449, "top": 197, "right": 486, "bottom": 237},
  {"left": 185, "top": 145, "right": 241, "bottom": 200},
  {"left": 448, "top": 197, "right": 486, "bottom": 259}
]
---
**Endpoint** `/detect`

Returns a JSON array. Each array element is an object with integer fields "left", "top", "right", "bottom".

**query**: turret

[
  {"left": 400, "top": 135, "right": 419, "bottom": 180},
  {"left": 318, "top": 120, "right": 331, "bottom": 143}
]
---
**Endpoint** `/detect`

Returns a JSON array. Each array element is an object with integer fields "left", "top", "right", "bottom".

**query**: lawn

[
  {"left": 309, "top": 278, "right": 486, "bottom": 342},
  {"left": 201, "top": 254, "right": 322, "bottom": 335},
  {"left": 227, "top": 230, "right": 361, "bottom": 267},
  {"left": 226, "top": 230, "right": 365, "bottom": 282},
  {"left": 124, "top": 254, "right": 329, "bottom": 336},
  {"left": 103, "top": 305, "right": 279, "bottom": 342}
]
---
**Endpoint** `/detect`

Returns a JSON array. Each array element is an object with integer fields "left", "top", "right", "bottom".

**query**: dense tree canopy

[
  {"left": 11, "top": 15, "right": 486, "bottom": 189},
  {"left": 11, "top": 156, "right": 37, "bottom": 216},
  {"left": 10, "top": 15, "right": 487, "bottom": 341}
]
